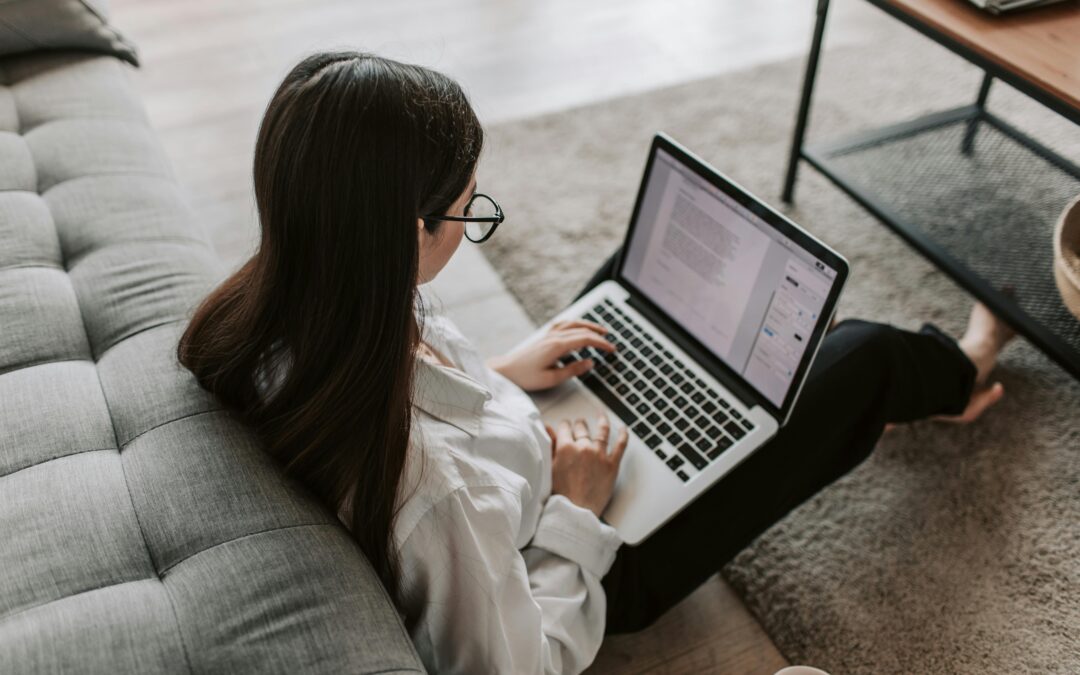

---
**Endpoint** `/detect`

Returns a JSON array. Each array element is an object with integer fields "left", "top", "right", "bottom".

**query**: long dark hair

[{"left": 178, "top": 51, "right": 483, "bottom": 604}]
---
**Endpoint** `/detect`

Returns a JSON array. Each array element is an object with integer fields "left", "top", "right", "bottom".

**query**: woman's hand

[
  {"left": 487, "top": 320, "right": 614, "bottom": 392},
  {"left": 547, "top": 415, "right": 629, "bottom": 518}
]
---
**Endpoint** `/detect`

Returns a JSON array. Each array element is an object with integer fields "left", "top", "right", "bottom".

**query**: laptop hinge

[{"left": 625, "top": 293, "right": 763, "bottom": 413}]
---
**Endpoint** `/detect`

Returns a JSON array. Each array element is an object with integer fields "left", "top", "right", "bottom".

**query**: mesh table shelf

[
  {"left": 806, "top": 105, "right": 1080, "bottom": 377},
  {"left": 783, "top": 0, "right": 1080, "bottom": 379}
]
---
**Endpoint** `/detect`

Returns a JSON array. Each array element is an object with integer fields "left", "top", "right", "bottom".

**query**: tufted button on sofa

[{"left": 0, "top": 51, "right": 424, "bottom": 673}]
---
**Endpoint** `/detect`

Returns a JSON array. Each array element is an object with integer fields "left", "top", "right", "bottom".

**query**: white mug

[{"left": 773, "top": 667, "right": 831, "bottom": 675}]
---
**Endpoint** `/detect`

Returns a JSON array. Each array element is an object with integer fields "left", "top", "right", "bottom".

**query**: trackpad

[
  {"left": 532, "top": 381, "right": 656, "bottom": 544},
  {"left": 533, "top": 380, "right": 608, "bottom": 427}
]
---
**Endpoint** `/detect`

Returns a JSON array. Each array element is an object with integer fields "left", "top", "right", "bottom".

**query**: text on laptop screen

[{"left": 621, "top": 148, "right": 838, "bottom": 407}]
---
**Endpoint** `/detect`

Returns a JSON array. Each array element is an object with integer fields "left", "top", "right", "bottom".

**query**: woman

[{"left": 178, "top": 51, "right": 1013, "bottom": 674}]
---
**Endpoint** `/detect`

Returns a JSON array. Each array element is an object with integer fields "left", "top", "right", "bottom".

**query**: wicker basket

[{"left": 1054, "top": 195, "right": 1080, "bottom": 322}]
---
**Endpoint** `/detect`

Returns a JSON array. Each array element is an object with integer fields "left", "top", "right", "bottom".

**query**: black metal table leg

[
  {"left": 961, "top": 72, "right": 994, "bottom": 155},
  {"left": 782, "top": 0, "right": 832, "bottom": 204}
]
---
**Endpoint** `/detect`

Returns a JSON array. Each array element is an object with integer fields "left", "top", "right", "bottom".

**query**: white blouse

[{"left": 392, "top": 313, "right": 623, "bottom": 674}]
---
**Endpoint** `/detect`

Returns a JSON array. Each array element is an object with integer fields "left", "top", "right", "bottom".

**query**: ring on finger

[{"left": 572, "top": 419, "right": 590, "bottom": 440}]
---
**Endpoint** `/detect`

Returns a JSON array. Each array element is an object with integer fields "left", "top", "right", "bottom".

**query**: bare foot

[
  {"left": 934, "top": 303, "right": 1015, "bottom": 424},
  {"left": 958, "top": 302, "right": 1015, "bottom": 386},
  {"left": 934, "top": 381, "right": 1006, "bottom": 424}
]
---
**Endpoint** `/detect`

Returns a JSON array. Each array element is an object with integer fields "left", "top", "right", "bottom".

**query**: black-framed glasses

[{"left": 422, "top": 193, "right": 504, "bottom": 243}]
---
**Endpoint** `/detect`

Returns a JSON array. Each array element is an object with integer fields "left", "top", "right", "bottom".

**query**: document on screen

[{"left": 634, "top": 182, "right": 771, "bottom": 359}]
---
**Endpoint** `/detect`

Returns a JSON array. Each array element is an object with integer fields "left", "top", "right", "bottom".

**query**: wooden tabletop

[{"left": 878, "top": 0, "right": 1080, "bottom": 115}]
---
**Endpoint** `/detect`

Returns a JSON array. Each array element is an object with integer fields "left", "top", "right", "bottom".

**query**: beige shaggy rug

[{"left": 477, "top": 20, "right": 1080, "bottom": 675}]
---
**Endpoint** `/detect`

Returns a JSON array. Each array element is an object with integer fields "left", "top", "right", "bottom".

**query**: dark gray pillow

[{"left": 0, "top": 0, "right": 138, "bottom": 66}]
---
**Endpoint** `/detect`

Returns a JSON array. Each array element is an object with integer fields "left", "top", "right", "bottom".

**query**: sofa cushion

[
  {"left": 0, "top": 0, "right": 138, "bottom": 66},
  {"left": 1, "top": 580, "right": 187, "bottom": 673},
  {"left": 0, "top": 51, "right": 423, "bottom": 674}
]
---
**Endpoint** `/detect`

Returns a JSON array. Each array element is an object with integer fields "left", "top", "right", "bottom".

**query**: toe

[{"left": 934, "top": 382, "right": 1005, "bottom": 424}]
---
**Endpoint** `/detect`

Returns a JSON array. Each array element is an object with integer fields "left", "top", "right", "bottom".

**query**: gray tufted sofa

[{"left": 0, "top": 36, "right": 424, "bottom": 675}]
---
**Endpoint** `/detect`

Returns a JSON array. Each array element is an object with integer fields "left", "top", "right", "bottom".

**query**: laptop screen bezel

[{"left": 615, "top": 133, "right": 849, "bottom": 424}]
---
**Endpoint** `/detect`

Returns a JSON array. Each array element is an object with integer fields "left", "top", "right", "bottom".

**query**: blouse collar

[{"left": 412, "top": 358, "right": 492, "bottom": 437}]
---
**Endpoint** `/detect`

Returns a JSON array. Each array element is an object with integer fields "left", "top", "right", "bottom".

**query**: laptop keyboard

[{"left": 559, "top": 298, "right": 755, "bottom": 483}]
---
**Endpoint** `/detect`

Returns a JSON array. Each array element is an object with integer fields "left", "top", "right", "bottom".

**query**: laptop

[{"left": 521, "top": 134, "right": 849, "bottom": 544}]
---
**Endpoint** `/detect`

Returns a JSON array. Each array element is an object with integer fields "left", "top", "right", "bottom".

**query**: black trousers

[{"left": 575, "top": 250, "right": 978, "bottom": 634}]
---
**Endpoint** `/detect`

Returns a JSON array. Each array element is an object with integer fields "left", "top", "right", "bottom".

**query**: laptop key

[
  {"left": 664, "top": 408, "right": 678, "bottom": 420},
  {"left": 635, "top": 403, "right": 649, "bottom": 415},
  {"left": 686, "top": 428, "right": 701, "bottom": 441},
  {"left": 671, "top": 372, "right": 684, "bottom": 385},
  {"left": 644, "top": 434, "right": 662, "bottom": 449},
  {"left": 676, "top": 470, "right": 690, "bottom": 482},
  {"left": 616, "top": 384, "right": 630, "bottom": 395},
  {"left": 655, "top": 399, "right": 669, "bottom": 411},
  {"left": 633, "top": 380, "right": 647, "bottom": 391},
  {"left": 666, "top": 456, "right": 684, "bottom": 470},
  {"left": 579, "top": 376, "right": 636, "bottom": 426},
  {"left": 656, "top": 448, "right": 668, "bottom": 460},
  {"left": 717, "top": 435, "right": 733, "bottom": 451},
  {"left": 646, "top": 412, "right": 661, "bottom": 425},
  {"left": 644, "top": 389, "right": 658, "bottom": 401},
  {"left": 674, "top": 418, "right": 689, "bottom": 431},
  {"left": 679, "top": 382, "right": 694, "bottom": 394},
  {"left": 676, "top": 443, "right": 708, "bottom": 470},
  {"left": 742, "top": 419, "right": 755, "bottom": 431},
  {"left": 673, "top": 396, "right": 687, "bottom": 408},
  {"left": 657, "top": 422, "right": 672, "bottom": 435},
  {"left": 632, "top": 422, "right": 649, "bottom": 437},
  {"left": 691, "top": 392, "right": 706, "bottom": 404},
  {"left": 724, "top": 421, "right": 746, "bottom": 440},
  {"left": 702, "top": 401, "right": 717, "bottom": 414},
  {"left": 627, "top": 392, "right": 640, "bottom": 405}
]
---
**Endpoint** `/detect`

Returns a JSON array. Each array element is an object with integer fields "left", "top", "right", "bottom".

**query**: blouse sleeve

[{"left": 399, "top": 485, "right": 622, "bottom": 675}]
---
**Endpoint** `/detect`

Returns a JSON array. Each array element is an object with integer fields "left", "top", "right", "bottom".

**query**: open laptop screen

[{"left": 620, "top": 144, "right": 841, "bottom": 410}]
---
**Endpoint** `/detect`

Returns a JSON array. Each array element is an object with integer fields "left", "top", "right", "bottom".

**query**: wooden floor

[
  {"left": 111, "top": 0, "right": 883, "bottom": 268},
  {"left": 108, "top": 1, "right": 888, "bottom": 671}
]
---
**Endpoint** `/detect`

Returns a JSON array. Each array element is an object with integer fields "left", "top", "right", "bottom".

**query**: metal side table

[{"left": 782, "top": 0, "right": 1080, "bottom": 378}]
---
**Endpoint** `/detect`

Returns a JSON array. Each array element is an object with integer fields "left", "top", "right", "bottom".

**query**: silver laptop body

[{"left": 520, "top": 134, "right": 849, "bottom": 544}]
